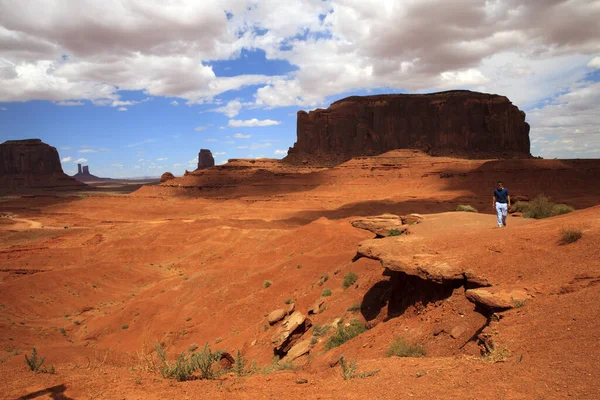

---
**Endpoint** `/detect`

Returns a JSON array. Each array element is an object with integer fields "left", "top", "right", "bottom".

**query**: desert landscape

[
  {"left": 1, "top": 2, "right": 599, "bottom": 399},
  {"left": 1, "top": 91, "right": 600, "bottom": 399}
]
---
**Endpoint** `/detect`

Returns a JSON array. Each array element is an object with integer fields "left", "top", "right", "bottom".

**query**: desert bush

[
  {"left": 321, "top": 288, "right": 332, "bottom": 297},
  {"left": 263, "top": 280, "right": 272, "bottom": 288},
  {"left": 121, "top": 324, "right": 129, "bottom": 330},
  {"left": 155, "top": 343, "right": 223, "bottom": 381},
  {"left": 261, "top": 357, "right": 293, "bottom": 374},
  {"left": 560, "top": 227, "right": 582, "bottom": 245},
  {"left": 318, "top": 274, "right": 329, "bottom": 286},
  {"left": 232, "top": 350, "right": 249, "bottom": 377},
  {"left": 456, "top": 204, "right": 478, "bottom": 213},
  {"left": 385, "top": 337, "right": 426, "bottom": 357},
  {"left": 339, "top": 355, "right": 379, "bottom": 380},
  {"left": 512, "top": 201, "right": 530, "bottom": 213},
  {"left": 482, "top": 342, "right": 510, "bottom": 363},
  {"left": 312, "top": 324, "right": 329, "bottom": 337},
  {"left": 325, "top": 320, "right": 367, "bottom": 350},
  {"left": 552, "top": 204, "right": 574, "bottom": 216},
  {"left": 347, "top": 303, "right": 361, "bottom": 312},
  {"left": 387, "top": 229, "right": 404, "bottom": 236},
  {"left": 24, "top": 348, "right": 55, "bottom": 374},
  {"left": 343, "top": 272, "right": 358, "bottom": 288}
]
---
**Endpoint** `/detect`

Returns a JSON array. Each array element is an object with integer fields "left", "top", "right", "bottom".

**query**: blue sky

[{"left": 1, "top": 1, "right": 599, "bottom": 178}]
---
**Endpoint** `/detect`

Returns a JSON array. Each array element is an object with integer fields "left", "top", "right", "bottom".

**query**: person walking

[{"left": 493, "top": 181, "right": 511, "bottom": 227}]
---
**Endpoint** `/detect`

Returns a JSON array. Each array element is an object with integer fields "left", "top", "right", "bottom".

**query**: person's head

[{"left": 497, "top": 181, "right": 504, "bottom": 189}]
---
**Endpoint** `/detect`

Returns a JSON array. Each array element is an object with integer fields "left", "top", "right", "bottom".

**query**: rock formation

[
  {"left": 73, "top": 163, "right": 101, "bottom": 181},
  {"left": 197, "top": 149, "right": 215, "bottom": 169},
  {"left": 160, "top": 172, "right": 175, "bottom": 183},
  {"left": 284, "top": 90, "right": 531, "bottom": 164},
  {"left": 0, "top": 139, "right": 85, "bottom": 192}
]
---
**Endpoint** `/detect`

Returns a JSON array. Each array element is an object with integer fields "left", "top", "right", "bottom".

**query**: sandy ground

[{"left": 0, "top": 151, "right": 599, "bottom": 399}]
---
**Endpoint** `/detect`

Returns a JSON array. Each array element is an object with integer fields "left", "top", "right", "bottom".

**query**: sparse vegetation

[
  {"left": 318, "top": 274, "right": 329, "bottom": 286},
  {"left": 233, "top": 350, "right": 249, "bottom": 377},
  {"left": 343, "top": 272, "right": 358, "bottom": 288},
  {"left": 519, "top": 195, "right": 574, "bottom": 219},
  {"left": 560, "top": 227, "right": 582, "bottom": 245},
  {"left": 312, "top": 324, "right": 329, "bottom": 337},
  {"left": 122, "top": 324, "right": 129, "bottom": 330},
  {"left": 512, "top": 298, "right": 526, "bottom": 308},
  {"left": 188, "top": 344, "right": 198, "bottom": 352},
  {"left": 347, "top": 303, "right": 361, "bottom": 312},
  {"left": 481, "top": 342, "right": 511, "bottom": 363},
  {"left": 261, "top": 357, "right": 294, "bottom": 374},
  {"left": 456, "top": 204, "right": 478, "bottom": 213},
  {"left": 387, "top": 229, "right": 404, "bottom": 236},
  {"left": 321, "top": 288, "right": 332, "bottom": 297},
  {"left": 325, "top": 320, "right": 367, "bottom": 350},
  {"left": 155, "top": 343, "right": 223, "bottom": 381},
  {"left": 24, "top": 348, "right": 55, "bottom": 374},
  {"left": 263, "top": 280, "right": 272, "bottom": 288},
  {"left": 385, "top": 337, "right": 426, "bottom": 358},
  {"left": 339, "top": 355, "right": 379, "bottom": 380}
]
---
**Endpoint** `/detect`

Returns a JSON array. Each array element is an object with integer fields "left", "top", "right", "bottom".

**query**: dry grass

[
  {"left": 560, "top": 227, "right": 582, "bottom": 245},
  {"left": 456, "top": 204, "right": 478, "bottom": 213}
]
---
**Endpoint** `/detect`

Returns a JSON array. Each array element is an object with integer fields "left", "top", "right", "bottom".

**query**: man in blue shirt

[{"left": 493, "top": 181, "right": 511, "bottom": 227}]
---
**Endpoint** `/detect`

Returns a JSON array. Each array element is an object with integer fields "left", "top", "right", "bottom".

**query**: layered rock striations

[
  {"left": 284, "top": 90, "right": 531, "bottom": 164},
  {"left": 0, "top": 139, "right": 85, "bottom": 192},
  {"left": 198, "top": 149, "right": 215, "bottom": 169}
]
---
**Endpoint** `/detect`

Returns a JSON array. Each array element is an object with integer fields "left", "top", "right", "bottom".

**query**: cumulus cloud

[
  {"left": 61, "top": 156, "right": 72, "bottom": 163},
  {"left": 274, "top": 149, "right": 287, "bottom": 155},
  {"left": 170, "top": 100, "right": 179, "bottom": 106},
  {"left": 195, "top": 125, "right": 213, "bottom": 132},
  {"left": 233, "top": 133, "right": 251, "bottom": 139},
  {"left": 214, "top": 151, "right": 226, "bottom": 156},
  {"left": 589, "top": 57, "right": 600, "bottom": 69},
  {"left": 207, "top": 99, "right": 245, "bottom": 117},
  {"left": 117, "top": 107, "right": 127, "bottom": 111},
  {"left": 74, "top": 158, "right": 88, "bottom": 163},
  {"left": 229, "top": 118, "right": 281, "bottom": 127}
]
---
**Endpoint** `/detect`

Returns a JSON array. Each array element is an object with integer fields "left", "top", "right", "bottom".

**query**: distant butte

[
  {"left": 0, "top": 139, "right": 86, "bottom": 193},
  {"left": 197, "top": 149, "right": 215, "bottom": 170},
  {"left": 284, "top": 90, "right": 531, "bottom": 165},
  {"left": 73, "top": 163, "right": 103, "bottom": 182}
]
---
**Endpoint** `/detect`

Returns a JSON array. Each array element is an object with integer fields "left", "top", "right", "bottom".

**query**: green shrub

[
  {"left": 347, "top": 303, "right": 361, "bottom": 312},
  {"left": 155, "top": 343, "right": 223, "bottom": 381},
  {"left": 232, "top": 350, "right": 249, "bottom": 377},
  {"left": 325, "top": 320, "right": 367, "bottom": 350},
  {"left": 121, "top": 324, "right": 129, "bottom": 330},
  {"left": 263, "top": 280, "right": 272, "bottom": 288},
  {"left": 24, "top": 348, "right": 55, "bottom": 374},
  {"left": 343, "top": 272, "right": 358, "bottom": 288},
  {"left": 312, "top": 324, "right": 329, "bottom": 337},
  {"left": 552, "top": 204, "right": 574, "bottom": 216},
  {"left": 387, "top": 229, "right": 404, "bottom": 236},
  {"left": 339, "top": 355, "right": 379, "bottom": 380},
  {"left": 261, "top": 357, "right": 294, "bottom": 374},
  {"left": 512, "top": 201, "right": 530, "bottom": 213},
  {"left": 385, "top": 337, "right": 426, "bottom": 357},
  {"left": 456, "top": 204, "right": 478, "bottom": 213},
  {"left": 321, "top": 288, "right": 332, "bottom": 297},
  {"left": 560, "top": 227, "right": 582, "bottom": 245}
]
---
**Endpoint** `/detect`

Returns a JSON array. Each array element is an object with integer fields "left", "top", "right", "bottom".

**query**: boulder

[
  {"left": 308, "top": 298, "right": 324, "bottom": 315},
  {"left": 465, "top": 288, "right": 530, "bottom": 310},
  {"left": 271, "top": 311, "right": 311, "bottom": 356},
  {"left": 284, "top": 91, "right": 530, "bottom": 164},
  {"left": 267, "top": 309, "right": 286, "bottom": 325},
  {"left": 351, "top": 214, "right": 408, "bottom": 237},
  {"left": 198, "top": 149, "right": 215, "bottom": 169},
  {"left": 160, "top": 172, "right": 175, "bottom": 183},
  {"left": 285, "top": 339, "right": 311, "bottom": 361}
]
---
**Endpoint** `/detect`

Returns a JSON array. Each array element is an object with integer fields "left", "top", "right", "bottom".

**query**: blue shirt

[{"left": 494, "top": 188, "right": 509, "bottom": 203}]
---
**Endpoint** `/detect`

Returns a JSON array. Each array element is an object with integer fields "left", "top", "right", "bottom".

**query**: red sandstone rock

[
  {"left": 198, "top": 149, "right": 215, "bottom": 169},
  {"left": 284, "top": 90, "right": 530, "bottom": 165},
  {"left": 160, "top": 172, "right": 175, "bottom": 183},
  {"left": 0, "top": 139, "right": 85, "bottom": 192}
]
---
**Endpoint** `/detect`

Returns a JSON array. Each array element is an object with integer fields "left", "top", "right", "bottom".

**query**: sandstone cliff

[
  {"left": 0, "top": 139, "right": 85, "bottom": 192},
  {"left": 284, "top": 90, "right": 531, "bottom": 164},
  {"left": 198, "top": 149, "right": 215, "bottom": 169}
]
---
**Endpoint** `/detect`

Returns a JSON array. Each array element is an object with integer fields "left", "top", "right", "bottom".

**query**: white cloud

[
  {"left": 214, "top": 151, "right": 226, "bottom": 156},
  {"left": 195, "top": 125, "right": 213, "bottom": 132},
  {"left": 61, "top": 156, "right": 72, "bottom": 163},
  {"left": 0, "top": 107, "right": 7, "bottom": 111},
  {"left": 589, "top": 57, "right": 600, "bottom": 69},
  {"left": 228, "top": 118, "right": 281, "bottom": 127},
  {"left": 117, "top": 107, "right": 127, "bottom": 111},
  {"left": 170, "top": 100, "right": 179, "bottom": 106},
  {"left": 274, "top": 149, "right": 287, "bottom": 155},
  {"left": 78, "top": 147, "right": 110, "bottom": 153},
  {"left": 207, "top": 99, "right": 245, "bottom": 117},
  {"left": 156, "top": 157, "right": 168, "bottom": 161},
  {"left": 233, "top": 133, "right": 251, "bottom": 139},
  {"left": 74, "top": 158, "right": 88, "bottom": 163},
  {"left": 236, "top": 145, "right": 249, "bottom": 149},
  {"left": 61, "top": 146, "right": 72, "bottom": 150},
  {"left": 56, "top": 100, "right": 84, "bottom": 106}
]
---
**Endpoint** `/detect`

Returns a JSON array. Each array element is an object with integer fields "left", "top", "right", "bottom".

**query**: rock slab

[{"left": 284, "top": 91, "right": 530, "bottom": 164}]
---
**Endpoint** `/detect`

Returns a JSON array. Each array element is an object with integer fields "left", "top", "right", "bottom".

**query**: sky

[{"left": 0, "top": 0, "right": 599, "bottom": 178}]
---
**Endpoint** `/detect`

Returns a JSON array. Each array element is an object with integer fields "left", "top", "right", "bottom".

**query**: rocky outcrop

[
  {"left": 351, "top": 214, "right": 423, "bottom": 237},
  {"left": 160, "top": 172, "right": 175, "bottom": 183},
  {"left": 198, "top": 149, "right": 215, "bottom": 169},
  {"left": 0, "top": 139, "right": 85, "bottom": 192},
  {"left": 73, "top": 163, "right": 101, "bottom": 181},
  {"left": 284, "top": 90, "right": 531, "bottom": 164},
  {"left": 271, "top": 311, "right": 312, "bottom": 357},
  {"left": 465, "top": 288, "right": 529, "bottom": 310}
]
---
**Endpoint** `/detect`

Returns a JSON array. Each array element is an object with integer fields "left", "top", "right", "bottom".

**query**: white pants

[{"left": 496, "top": 202, "right": 508, "bottom": 227}]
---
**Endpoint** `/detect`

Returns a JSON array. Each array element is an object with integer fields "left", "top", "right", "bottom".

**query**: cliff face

[
  {"left": 284, "top": 91, "right": 531, "bottom": 164},
  {"left": 0, "top": 139, "right": 64, "bottom": 174},
  {"left": 198, "top": 149, "right": 215, "bottom": 169},
  {"left": 0, "top": 139, "right": 85, "bottom": 192}
]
